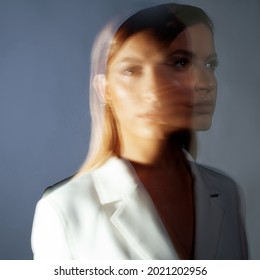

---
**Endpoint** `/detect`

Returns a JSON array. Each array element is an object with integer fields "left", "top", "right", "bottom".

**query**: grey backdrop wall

[{"left": 0, "top": 0, "right": 259, "bottom": 259}]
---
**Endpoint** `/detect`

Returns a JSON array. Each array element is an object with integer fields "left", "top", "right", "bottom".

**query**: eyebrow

[
  {"left": 115, "top": 50, "right": 218, "bottom": 67},
  {"left": 167, "top": 50, "right": 194, "bottom": 59},
  {"left": 116, "top": 56, "right": 143, "bottom": 64},
  {"left": 166, "top": 49, "right": 218, "bottom": 61}
]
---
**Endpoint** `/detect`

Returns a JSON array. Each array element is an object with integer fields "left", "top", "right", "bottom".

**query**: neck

[{"left": 119, "top": 131, "right": 184, "bottom": 169}]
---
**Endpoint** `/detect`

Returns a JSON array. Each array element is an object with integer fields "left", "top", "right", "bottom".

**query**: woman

[{"left": 31, "top": 3, "right": 248, "bottom": 259}]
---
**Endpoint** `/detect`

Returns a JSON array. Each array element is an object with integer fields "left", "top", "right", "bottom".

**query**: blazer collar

[
  {"left": 92, "top": 157, "right": 179, "bottom": 259},
  {"left": 91, "top": 155, "right": 224, "bottom": 259},
  {"left": 92, "top": 157, "right": 139, "bottom": 204}
]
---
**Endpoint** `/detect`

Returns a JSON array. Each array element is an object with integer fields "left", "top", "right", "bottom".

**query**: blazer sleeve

[
  {"left": 236, "top": 184, "right": 249, "bottom": 259},
  {"left": 31, "top": 197, "right": 72, "bottom": 259}
]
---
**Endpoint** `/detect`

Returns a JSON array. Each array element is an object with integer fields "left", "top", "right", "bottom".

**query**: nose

[
  {"left": 193, "top": 66, "right": 216, "bottom": 94},
  {"left": 142, "top": 67, "right": 169, "bottom": 98}
]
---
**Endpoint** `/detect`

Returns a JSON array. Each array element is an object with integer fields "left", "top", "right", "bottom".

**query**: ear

[{"left": 93, "top": 74, "right": 107, "bottom": 104}]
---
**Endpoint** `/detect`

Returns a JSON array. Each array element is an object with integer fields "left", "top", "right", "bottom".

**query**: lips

[
  {"left": 138, "top": 100, "right": 215, "bottom": 120},
  {"left": 192, "top": 101, "right": 215, "bottom": 114}
]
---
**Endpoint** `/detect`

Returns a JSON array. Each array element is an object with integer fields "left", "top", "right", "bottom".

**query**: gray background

[{"left": 0, "top": 0, "right": 259, "bottom": 259}]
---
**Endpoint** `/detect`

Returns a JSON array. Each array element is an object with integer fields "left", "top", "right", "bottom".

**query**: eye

[
  {"left": 166, "top": 57, "right": 191, "bottom": 69},
  {"left": 205, "top": 59, "right": 218, "bottom": 72},
  {"left": 121, "top": 66, "right": 142, "bottom": 76},
  {"left": 175, "top": 57, "right": 190, "bottom": 68}
]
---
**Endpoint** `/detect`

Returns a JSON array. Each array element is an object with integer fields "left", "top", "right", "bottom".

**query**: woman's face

[{"left": 106, "top": 23, "right": 217, "bottom": 140}]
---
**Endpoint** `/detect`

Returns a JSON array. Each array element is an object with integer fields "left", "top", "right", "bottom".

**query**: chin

[
  {"left": 191, "top": 115, "right": 212, "bottom": 131},
  {"left": 191, "top": 119, "right": 213, "bottom": 131}
]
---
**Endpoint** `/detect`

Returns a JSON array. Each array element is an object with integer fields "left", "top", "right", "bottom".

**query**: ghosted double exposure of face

[{"left": 106, "top": 23, "right": 218, "bottom": 140}]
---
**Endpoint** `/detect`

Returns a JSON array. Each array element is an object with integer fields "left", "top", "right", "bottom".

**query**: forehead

[{"left": 110, "top": 23, "right": 215, "bottom": 64}]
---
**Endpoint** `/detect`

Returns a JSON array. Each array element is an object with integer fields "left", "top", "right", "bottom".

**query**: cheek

[
  {"left": 109, "top": 79, "right": 128, "bottom": 100},
  {"left": 164, "top": 75, "right": 195, "bottom": 103},
  {"left": 108, "top": 74, "right": 133, "bottom": 98},
  {"left": 107, "top": 79, "right": 138, "bottom": 118},
  {"left": 107, "top": 72, "right": 196, "bottom": 118}
]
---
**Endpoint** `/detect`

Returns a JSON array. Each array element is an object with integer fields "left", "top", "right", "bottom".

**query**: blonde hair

[
  {"left": 78, "top": 4, "right": 212, "bottom": 174},
  {"left": 78, "top": 21, "right": 121, "bottom": 173}
]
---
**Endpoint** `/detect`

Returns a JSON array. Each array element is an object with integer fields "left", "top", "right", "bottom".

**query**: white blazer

[{"left": 31, "top": 155, "right": 248, "bottom": 259}]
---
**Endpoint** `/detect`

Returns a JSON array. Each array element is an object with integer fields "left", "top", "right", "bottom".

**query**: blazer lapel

[
  {"left": 92, "top": 157, "right": 179, "bottom": 260},
  {"left": 189, "top": 161, "right": 224, "bottom": 259},
  {"left": 111, "top": 183, "right": 179, "bottom": 259}
]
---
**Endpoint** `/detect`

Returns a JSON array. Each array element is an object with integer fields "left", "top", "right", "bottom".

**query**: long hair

[{"left": 78, "top": 3, "right": 214, "bottom": 173}]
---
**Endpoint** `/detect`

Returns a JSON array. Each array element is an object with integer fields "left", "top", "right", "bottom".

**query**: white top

[{"left": 31, "top": 155, "right": 248, "bottom": 259}]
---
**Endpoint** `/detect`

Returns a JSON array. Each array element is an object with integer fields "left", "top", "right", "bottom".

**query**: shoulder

[
  {"left": 32, "top": 171, "right": 104, "bottom": 259},
  {"left": 184, "top": 150, "right": 239, "bottom": 195},
  {"left": 193, "top": 161, "right": 238, "bottom": 189},
  {"left": 195, "top": 162, "right": 237, "bottom": 186},
  {"left": 43, "top": 172, "right": 93, "bottom": 196},
  {"left": 192, "top": 162, "right": 243, "bottom": 200},
  {"left": 38, "top": 171, "right": 100, "bottom": 216},
  {"left": 192, "top": 161, "right": 245, "bottom": 209}
]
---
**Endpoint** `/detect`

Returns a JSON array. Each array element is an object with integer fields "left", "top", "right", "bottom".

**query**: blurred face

[{"left": 106, "top": 23, "right": 218, "bottom": 140}]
